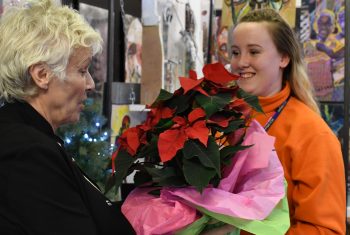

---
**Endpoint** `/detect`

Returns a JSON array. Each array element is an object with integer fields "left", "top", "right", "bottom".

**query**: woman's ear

[
  {"left": 28, "top": 63, "right": 51, "bottom": 89},
  {"left": 279, "top": 54, "right": 290, "bottom": 69}
]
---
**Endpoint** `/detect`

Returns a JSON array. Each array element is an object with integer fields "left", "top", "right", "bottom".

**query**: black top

[{"left": 0, "top": 101, "right": 134, "bottom": 235}]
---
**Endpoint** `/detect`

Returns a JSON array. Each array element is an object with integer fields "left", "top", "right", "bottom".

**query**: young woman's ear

[
  {"left": 279, "top": 54, "right": 290, "bottom": 69},
  {"left": 28, "top": 63, "right": 51, "bottom": 89}
]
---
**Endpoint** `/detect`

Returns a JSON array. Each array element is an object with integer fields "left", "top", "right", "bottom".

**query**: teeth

[{"left": 240, "top": 73, "right": 255, "bottom": 79}]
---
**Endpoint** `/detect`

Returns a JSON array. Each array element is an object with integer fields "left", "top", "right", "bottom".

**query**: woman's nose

[
  {"left": 86, "top": 72, "right": 95, "bottom": 91},
  {"left": 237, "top": 54, "right": 250, "bottom": 68}
]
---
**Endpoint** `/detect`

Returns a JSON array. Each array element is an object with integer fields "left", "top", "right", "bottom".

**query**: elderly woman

[{"left": 0, "top": 0, "right": 133, "bottom": 234}]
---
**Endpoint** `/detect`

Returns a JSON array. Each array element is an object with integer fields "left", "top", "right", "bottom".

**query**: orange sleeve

[{"left": 287, "top": 131, "right": 346, "bottom": 235}]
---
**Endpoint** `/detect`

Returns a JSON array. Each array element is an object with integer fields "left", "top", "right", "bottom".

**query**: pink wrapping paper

[
  {"left": 122, "top": 120, "right": 285, "bottom": 234},
  {"left": 121, "top": 187, "right": 198, "bottom": 235}
]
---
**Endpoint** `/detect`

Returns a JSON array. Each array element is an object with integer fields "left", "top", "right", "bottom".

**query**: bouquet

[{"left": 110, "top": 63, "right": 290, "bottom": 234}]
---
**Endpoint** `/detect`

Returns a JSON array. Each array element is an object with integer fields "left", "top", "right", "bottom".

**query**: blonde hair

[
  {"left": 238, "top": 9, "right": 320, "bottom": 114},
  {"left": 0, "top": 0, "right": 103, "bottom": 102}
]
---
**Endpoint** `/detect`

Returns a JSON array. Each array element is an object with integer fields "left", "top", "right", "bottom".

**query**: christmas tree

[{"left": 57, "top": 97, "right": 119, "bottom": 200}]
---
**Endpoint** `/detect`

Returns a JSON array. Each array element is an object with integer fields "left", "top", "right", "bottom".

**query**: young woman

[{"left": 230, "top": 8, "right": 345, "bottom": 235}]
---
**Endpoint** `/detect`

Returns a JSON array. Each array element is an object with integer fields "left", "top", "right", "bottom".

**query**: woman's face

[
  {"left": 47, "top": 47, "right": 95, "bottom": 129},
  {"left": 230, "top": 22, "right": 289, "bottom": 97}
]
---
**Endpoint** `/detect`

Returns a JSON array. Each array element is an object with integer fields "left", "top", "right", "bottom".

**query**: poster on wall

[
  {"left": 110, "top": 105, "right": 148, "bottom": 184},
  {"left": 156, "top": 0, "right": 203, "bottom": 93},
  {"left": 158, "top": 0, "right": 182, "bottom": 93},
  {"left": 210, "top": 0, "right": 296, "bottom": 66},
  {"left": 79, "top": 3, "right": 108, "bottom": 103},
  {"left": 123, "top": 14, "right": 143, "bottom": 84},
  {"left": 0, "top": 0, "right": 3, "bottom": 17},
  {"left": 201, "top": 0, "right": 211, "bottom": 65},
  {"left": 320, "top": 103, "right": 344, "bottom": 139},
  {"left": 297, "top": 0, "right": 345, "bottom": 102},
  {"left": 110, "top": 104, "right": 148, "bottom": 146}
]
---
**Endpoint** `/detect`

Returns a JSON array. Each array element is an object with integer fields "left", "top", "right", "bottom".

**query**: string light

[{"left": 65, "top": 138, "right": 72, "bottom": 144}]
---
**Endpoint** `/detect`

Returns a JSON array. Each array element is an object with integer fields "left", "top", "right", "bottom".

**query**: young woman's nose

[{"left": 237, "top": 54, "right": 250, "bottom": 68}]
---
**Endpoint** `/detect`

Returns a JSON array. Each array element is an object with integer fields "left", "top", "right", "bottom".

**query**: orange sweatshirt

[{"left": 241, "top": 83, "right": 346, "bottom": 235}]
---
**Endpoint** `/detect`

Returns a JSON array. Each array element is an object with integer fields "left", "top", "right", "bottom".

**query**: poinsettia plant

[{"left": 109, "top": 63, "right": 262, "bottom": 193}]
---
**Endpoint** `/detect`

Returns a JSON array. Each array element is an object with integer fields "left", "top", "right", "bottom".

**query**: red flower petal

[
  {"left": 120, "top": 127, "right": 141, "bottom": 155},
  {"left": 227, "top": 128, "right": 245, "bottom": 146},
  {"left": 161, "top": 107, "right": 175, "bottom": 119},
  {"left": 229, "top": 98, "right": 252, "bottom": 118},
  {"left": 203, "top": 63, "right": 238, "bottom": 85},
  {"left": 179, "top": 76, "right": 204, "bottom": 94},
  {"left": 173, "top": 116, "right": 186, "bottom": 126},
  {"left": 208, "top": 114, "right": 231, "bottom": 127},
  {"left": 188, "top": 108, "right": 206, "bottom": 123},
  {"left": 158, "top": 129, "right": 187, "bottom": 162},
  {"left": 185, "top": 120, "right": 209, "bottom": 147},
  {"left": 189, "top": 70, "right": 197, "bottom": 80}
]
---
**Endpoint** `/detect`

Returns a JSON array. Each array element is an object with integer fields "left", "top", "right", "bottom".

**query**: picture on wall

[
  {"left": 210, "top": 0, "right": 296, "bottom": 66},
  {"left": 0, "top": 0, "right": 3, "bottom": 17},
  {"left": 297, "top": 0, "right": 345, "bottom": 102},
  {"left": 157, "top": 0, "right": 202, "bottom": 93},
  {"left": 110, "top": 104, "right": 148, "bottom": 146},
  {"left": 320, "top": 103, "right": 344, "bottom": 139},
  {"left": 123, "top": 14, "right": 142, "bottom": 84},
  {"left": 79, "top": 3, "right": 108, "bottom": 103}
]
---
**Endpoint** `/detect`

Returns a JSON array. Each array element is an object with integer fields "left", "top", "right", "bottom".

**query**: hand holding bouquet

[{"left": 110, "top": 63, "right": 290, "bottom": 235}]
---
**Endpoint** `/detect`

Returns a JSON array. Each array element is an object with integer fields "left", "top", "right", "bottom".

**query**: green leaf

[
  {"left": 151, "top": 89, "right": 173, "bottom": 107},
  {"left": 220, "top": 144, "right": 253, "bottom": 165},
  {"left": 167, "top": 94, "right": 191, "bottom": 114},
  {"left": 183, "top": 137, "right": 220, "bottom": 177},
  {"left": 154, "top": 118, "right": 174, "bottom": 132},
  {"left": 134, "top": 169, "right": 152, "bottom": 186},
  {"left": 137, "top": 136, "right": 159, "bottom": 161},
  {"left": 144, "top": 166, "right": 186, "bottom": 187},
  {"left": 237, "top": 89, "right": 263, "bottom": 113},
  {"left": 195, "top": 93, "right": 232, "bottom": 117},
  {"left": 211, "top": 119, "right": 245, "bottom": 134},
  {"left": 113, "top": 149, "right": 135, "bottom": 189},
  {"left": 183, "top": 158, "right": 217, "bottom": 193}
]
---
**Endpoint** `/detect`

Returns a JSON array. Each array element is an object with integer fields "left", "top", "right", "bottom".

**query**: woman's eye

[
  {"left": 250, "top": 50, "right": 259, "bottom": 55},
  {"left": 80, "top": 70, "right": 88, "bottom": 75},
  {"left": 231, "top": 50, "right": 239, "bottom": 56}
]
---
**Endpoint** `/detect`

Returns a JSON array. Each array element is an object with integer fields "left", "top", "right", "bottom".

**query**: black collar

[{"left": 0, "top": 101, "right": 64, "bottom": 146}]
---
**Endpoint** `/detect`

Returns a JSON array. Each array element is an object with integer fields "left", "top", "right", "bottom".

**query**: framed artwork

[
  {"left": 210, "top": 0, "right": 296, "bottom": 66},
  {"left": 297, "top": 0, "right": 345, "bottom": 102},
  {"left": 320, "top": 103, "right": 344, "bottom": 138},
  {"left": 0, "top": 0, "right": 3, "bottom": 17},
  {"left": 79, "top": 3, "right": 109, "bottom": 103},
  {"left": 110, "top": 104, "right": 148, "bottom": 146},
  {"left": 123, "top": 14, "right": 143, "bottom": 84}
]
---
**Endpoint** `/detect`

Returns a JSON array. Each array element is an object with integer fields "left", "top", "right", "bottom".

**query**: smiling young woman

[{"left": 230, "top": 8, "right": 346, "bottom": 235}]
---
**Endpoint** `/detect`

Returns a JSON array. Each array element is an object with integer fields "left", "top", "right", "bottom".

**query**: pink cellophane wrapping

[{"left": 121, "top": 120, "right": 285, "bottom": 235}]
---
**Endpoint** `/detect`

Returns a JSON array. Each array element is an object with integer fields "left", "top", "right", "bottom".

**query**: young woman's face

[
  {"left": 230, "top": 22, "right": 289, "bottom": 97},
  {"left": 47, "top": 47, "right": 95, "bottom": 128}
]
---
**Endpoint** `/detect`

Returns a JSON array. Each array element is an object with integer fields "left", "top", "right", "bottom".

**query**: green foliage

[{"left": 56, "top": 98, "right": 115, "bottom": 198}]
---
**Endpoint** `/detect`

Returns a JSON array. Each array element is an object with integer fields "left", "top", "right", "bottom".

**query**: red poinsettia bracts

[
  {"left": 179, "top": 70, "right": 208, "bottom": 96},
  {"left": 110, "top": 63, "right": 262, "bottom": 193},
  {"left": 158, "top": 108, "right": 208, "bottom": 162}
]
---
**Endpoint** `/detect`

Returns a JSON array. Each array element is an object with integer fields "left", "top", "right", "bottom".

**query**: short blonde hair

[{"left": 0, "top": 0, "right": 103, "bottom": 102}]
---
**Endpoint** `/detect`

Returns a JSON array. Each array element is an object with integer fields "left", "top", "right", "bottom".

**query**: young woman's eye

[
  {"left": 250, "top": 50, "right": 260, "bottom": 55},
  {"left": 231, "top": 50, "right": 239, "bottom": 56}
]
